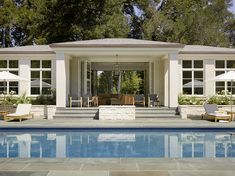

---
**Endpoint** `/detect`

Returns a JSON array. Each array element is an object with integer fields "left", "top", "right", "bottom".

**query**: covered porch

[{"left": 50, "top": 39, "right": 184, "bottom": 108}]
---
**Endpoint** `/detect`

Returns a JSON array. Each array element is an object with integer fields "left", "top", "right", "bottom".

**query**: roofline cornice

[
  {"left": 49, "top": 43, "right": 185, "bottom": 48},
  {"left": 179, "top": 51, "right": 235, "bottom": 54}
]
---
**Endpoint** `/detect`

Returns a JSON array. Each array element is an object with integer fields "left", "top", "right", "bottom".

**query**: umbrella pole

[
  {"left": 3, "top": 79, "right": 6, "bottom": 111},
  {"left": 231, "top": 80, "right": 233, "bottom": 114}
]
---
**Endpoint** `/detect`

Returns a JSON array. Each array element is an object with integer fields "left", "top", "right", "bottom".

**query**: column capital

[{"left": 168, "top": 52, "right": 179, "bottom": 61}]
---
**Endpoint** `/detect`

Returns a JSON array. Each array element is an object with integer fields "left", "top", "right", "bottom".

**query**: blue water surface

[{"left": 0, "top": 128, "right": 235, "bottom": 158}]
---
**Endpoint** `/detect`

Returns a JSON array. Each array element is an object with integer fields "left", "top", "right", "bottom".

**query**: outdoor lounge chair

[
  {"left": 4, "top": 104, "right": 33, "bottom": 122},
  {"left": 202, "top": 103, "right": 231, "bottom": 122}
]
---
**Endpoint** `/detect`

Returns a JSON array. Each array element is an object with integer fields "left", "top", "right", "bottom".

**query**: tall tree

[{"left": 143, "top": 0, "right": 233, "bottom": 46}]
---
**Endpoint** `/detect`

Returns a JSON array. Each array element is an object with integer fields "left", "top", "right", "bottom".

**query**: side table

[
  {"left": 227, "top": 111, "right": 235, "bottom": 121},
  {"left": 0, "top": 111, "right": 8, "bottom": 121}
]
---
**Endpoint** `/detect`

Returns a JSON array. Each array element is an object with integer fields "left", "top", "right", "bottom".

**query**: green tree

[
  {"left": 143, "top": 0, "right": 233, "bottom": 46},
  {"left": 121, "top": 71, "right": 142, "bottom": 94}
]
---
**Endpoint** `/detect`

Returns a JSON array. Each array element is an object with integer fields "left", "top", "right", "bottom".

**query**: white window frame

[
  {"left": 182, "top": 59, "right": 204, "bottom": 96},
  {"left": 30, "top": 59, "right": 52, "bottom": 96},
  {"left": 0, "top": 60, "right": 19, "bottom": 95},
  {"left": 214, "top": 59, "right": 235, "bottom": 95}
]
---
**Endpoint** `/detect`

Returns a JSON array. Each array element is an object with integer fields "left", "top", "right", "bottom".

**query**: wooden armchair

[
  {"left": 87, "top": 96, "right": 99, "bottom": 107},
  {"left": 134, "top": 94, "right": 145, "bottom": 107},
  {"left": 148, "top": 94, "right": 160, "bottom": 107},
  {"left": 69, "top": 96, "right": 83, "bottom": 107}
]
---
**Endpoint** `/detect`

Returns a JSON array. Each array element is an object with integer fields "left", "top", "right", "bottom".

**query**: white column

[
  {"left": 205, "top": 59, "right": 215, "bottom": 96},
  {"left": 168, "top": 53, "right": 179, "bottom": 107},
  {"left": 65, "top": 56, "right": 70, "bottom": 106},
  {"left": 78, "top": 59, "right": 81, "bottom": 97},
  {"left": 164, "top": 59, "right": 169, "bottom": 107},
  {"left": 19, "top": 59, "right": 30, "bottom": 96},
  {"left": 149, "top": 61, "right": 153, "bottom": 94},
  {"left": 56, "top": 53, "right": 66, "bottom": 107}
]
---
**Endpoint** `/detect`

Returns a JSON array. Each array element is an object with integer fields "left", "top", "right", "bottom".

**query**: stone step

[
  {"left": 53, "top": 107, "right": 179, "bottom": 119},
  {"left": 53, "top": 114, "right": 97, "bottom": 118},
  {"left": 53, "top": 113, "right": 179, "bottom": 118},
  {"left": 136, "top": 114, "right": 180, "bottom": 118},
  {"left": 56, "top": 110, "right": 176, "bottom": 114}
]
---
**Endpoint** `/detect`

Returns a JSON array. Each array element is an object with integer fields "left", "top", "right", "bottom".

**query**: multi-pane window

[
  {"left": 182, "top": 60, "right": 204, "bottom": 95},
  {"left": 215, "top": 60, "right": 235, "bottom": 94},
  {"left": 30, "top": 60, "right": 52, "bottom": 95},
  {"left": 0, "top": 60, "right": 19, "bottom": 94}
]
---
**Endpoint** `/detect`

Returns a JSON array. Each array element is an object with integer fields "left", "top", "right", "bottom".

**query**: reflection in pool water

[{"left": 0, "top": 130, "right": 235, "bottom": 158}]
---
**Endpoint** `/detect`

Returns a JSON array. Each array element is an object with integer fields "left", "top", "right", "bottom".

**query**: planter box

[
  {"left": 178, "top": 105, "right": 235, "bottom": 119},
  {"left": 31, "top": 105, "right": 56, "bottom": 119},
  {"left": 0, "top": 105, "right": 56, "bottom": 120},
  {"left": 99, "top": 105, "right": 135, "bottom": 120}
]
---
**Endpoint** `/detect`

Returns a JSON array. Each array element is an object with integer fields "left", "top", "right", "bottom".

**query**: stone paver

[
  {"left": 168, "top": 171, "right": 235, "bottom": 176},
  {"left": 0, "top": 171, "right": 48, "bottom": 176},
  {"left": 81, "top": 163, "right": 138, "bottom": 171},
  {"left": 22, "top": 163, "right": 82, "bottom": 171},
  {"left": 47, "top": 171, "right": 109, "bottom": 176},
  {"left": 110, "top": 171, "right": 170, "bottom": 176}
]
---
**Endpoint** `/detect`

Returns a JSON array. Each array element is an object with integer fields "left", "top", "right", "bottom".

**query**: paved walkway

[{"left": 0, "top": 118, "right": 235, "bottom": 175}]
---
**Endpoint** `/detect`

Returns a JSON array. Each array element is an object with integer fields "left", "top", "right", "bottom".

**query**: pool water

[{"left": 0, "top": 129, "right": 235, "bottom": 158}]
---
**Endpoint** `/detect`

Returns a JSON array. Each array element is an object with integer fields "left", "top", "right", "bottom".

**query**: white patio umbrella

[
  {"left": 0, "top": 71, "right": 28, "bottom": 109},
  {"left": 213, "top": 70, "right": 235, "bottom": 113}
]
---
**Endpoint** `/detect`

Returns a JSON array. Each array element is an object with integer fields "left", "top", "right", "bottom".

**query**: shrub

[
  {"left": 207, "top": 91, "right": 231, "bottom": 105},
  {"left": 31, "top": 89, "right": 56, "bottom": 105},
  {"left": 178, "top": 94, "right": 204, "bottom": 105}
]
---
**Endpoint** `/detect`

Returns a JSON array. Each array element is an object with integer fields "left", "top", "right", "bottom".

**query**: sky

[{"left": 230, "top": 0, "right": 235, "bottom": 13}]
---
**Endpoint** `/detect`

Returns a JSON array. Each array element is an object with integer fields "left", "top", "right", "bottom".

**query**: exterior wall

[
  {"left": 154, "top": 59, "right": 164, "bottom": 106},
  {"left": 179, "top": 54, "right": 235, "bottom": 98},
  {"left": 0, "top": 54, "right": 56, "bottom": 97},
  {"left": 70, "top": 57, "right": 79, "bottom": 96}
]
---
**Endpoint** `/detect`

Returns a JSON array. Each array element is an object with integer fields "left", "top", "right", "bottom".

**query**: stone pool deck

[
  {"left": 1, "top": 118, "right": 235, "bottom": 176},
  {"left": 0, "top": 158, "right": 235, "bottom": 176},
  {"left": 1, "top": 117, "right": 235, "bottom": 128}
]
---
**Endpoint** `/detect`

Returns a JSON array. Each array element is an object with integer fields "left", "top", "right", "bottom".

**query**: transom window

[
  {"left": 30, "top": 60, "right": 52, "bottom": 95},
  {"left": 0, "top": 60, "right": 19, "bottom": 95},
  {"left": 182, "top": 60, "right": 204, "bottom": 95},
  {"left": 215, "top": 60, "right": 235, "bottom": 94}
]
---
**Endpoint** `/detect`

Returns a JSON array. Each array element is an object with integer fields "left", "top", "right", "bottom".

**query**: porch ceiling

[
  {"left": 91, "top": 62, "right": 148, "bottom": 71},
  {"left": 71, "top": 54, "right": 165, "bottom": 62}
]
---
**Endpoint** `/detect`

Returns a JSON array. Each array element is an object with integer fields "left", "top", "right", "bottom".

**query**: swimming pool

[{"left": 0, "top": 128, "right": 235, "bottom": 158}]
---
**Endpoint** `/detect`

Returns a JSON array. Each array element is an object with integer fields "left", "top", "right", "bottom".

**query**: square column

[
  {"left": 168, "top": 53, "right": 179, "bottom": 107},
  {"left": 204, "top": 59, "right": 215, "bottom": 96},
  {"left": 56, "top": 53, "right": 66, "bottom": 107},
  {"left": 19, "top": 59, "right": 30, "bottom": 96},
  {"left": 164, "top": 59, "right": 169, "bottom": 107}
]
